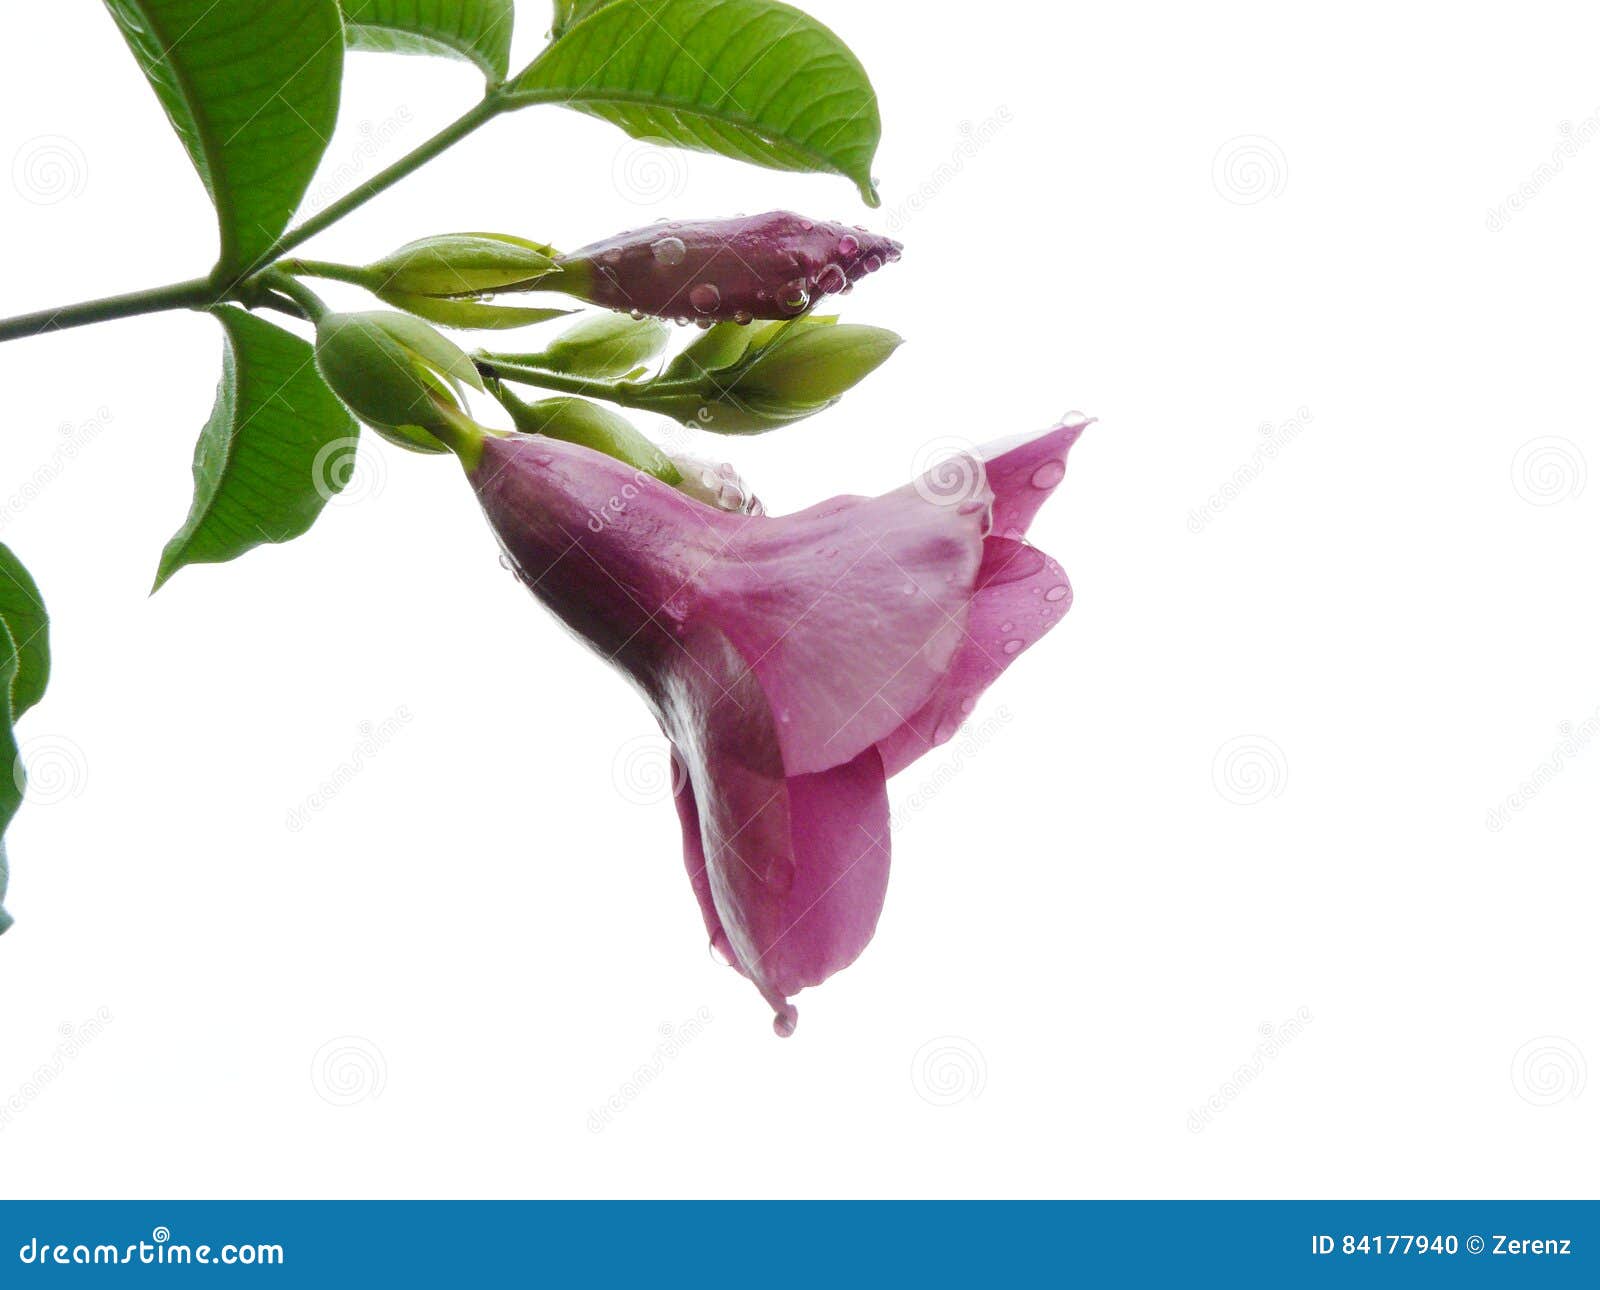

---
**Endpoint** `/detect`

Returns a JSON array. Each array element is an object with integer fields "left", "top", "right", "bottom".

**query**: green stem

[
  {"left": 276, "top": 258, "right": 374, "bottom": 289},
  {"left": 0, "top": 277, "right": 214, "bottom": 343},
  {"left": 263, "top": 270, "right": 331, "bottom": 323},
  {"left": 477, "top": 358, "right": 670, "bottom": 409}
]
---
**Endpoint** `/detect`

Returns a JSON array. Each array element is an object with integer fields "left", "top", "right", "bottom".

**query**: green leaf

[
  {"left": 0, "top": 546, "right": 51, "bottom": 722},
  {"left": 508, "top": 0, "right": 883, "bottom": 205},
  {"left": 103, "top": 0, "right": 345, "bottom": 274},
  {"left": 550, "top": 0, "right": 615, "bottom": 37},
  {"left": 0, "top": 542, "right": 49, "bottom": 936},
  {"left": 341, "top": 0, "right": 516, "bottom": 84},
  {"left": 155, "top": 308, "right": 359, "bottom": 590}
]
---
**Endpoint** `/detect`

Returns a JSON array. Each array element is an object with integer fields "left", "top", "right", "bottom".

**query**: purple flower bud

[{"left": 555, "top": 211, "right": 902, "bottom": 322}]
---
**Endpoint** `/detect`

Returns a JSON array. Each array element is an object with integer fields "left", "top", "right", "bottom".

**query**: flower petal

[
  {"left": 659, "top": 623, "right": 891, "bottom": 1034},
  {"left": 702, "top": 479, "right": 990, "bottom": 776},
  {"left": 982, "top": 419, "right": 1090, "bottom": 539}
]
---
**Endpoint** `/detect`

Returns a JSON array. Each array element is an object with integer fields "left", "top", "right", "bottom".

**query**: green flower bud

[
  {"left": 632, "top": 317, "right": 900, "bottom": 434},
  {"left": 499, "top": 393, "right": 680, "bottom": 484},
  {"left": 501, "top": 313, "right": 670, "bottom": 380},
  {"left": 315, "top": 311, "right": 486, "bottom": 454},
  {"left": 366, "top": 233, "right": 560, "bottom": 298}
]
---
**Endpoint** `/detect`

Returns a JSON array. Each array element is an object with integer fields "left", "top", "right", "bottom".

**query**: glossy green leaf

[
  {"left": 509, "top": 0, "right": 882, "bottom": 205},
  {"left": 155, "top": 308, "right": 359, "bottom": 590},
  {"left": 104, "top": 0, "right": 345, "bottom": 274},
  {"left": 341, "top": 0, "right": 516, "bottom": 83},
  {"left": 0, "top": 546, "right": 51, "bottom": 722}
]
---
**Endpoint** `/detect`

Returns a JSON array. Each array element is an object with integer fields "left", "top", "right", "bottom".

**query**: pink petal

[
  {"left": 704, "top": 478, "right": 991, "bottom": 776},
  {"left": 660, "top": 624, "right": 891, "bottom": 1035},
  {"left": 983, "top": 419, "right": 1090, "bottom": 539}
]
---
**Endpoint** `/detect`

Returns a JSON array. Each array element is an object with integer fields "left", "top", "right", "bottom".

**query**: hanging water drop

[{"left": 689, "top": 282, "right": 722, "bottom": 314}]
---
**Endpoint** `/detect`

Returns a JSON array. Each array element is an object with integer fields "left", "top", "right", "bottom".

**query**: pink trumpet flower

[{"left": 458, "top": 418, "right": 1086, "bottom": 1034}]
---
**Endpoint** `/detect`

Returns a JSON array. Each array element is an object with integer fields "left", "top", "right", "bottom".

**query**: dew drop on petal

[
  {"left": 959, "top": 696, "right": 976, "bottom": 714},
  {"left": 651, "top": 236, "right": 687, "bottom": 265},
  {"left": 934, "top": 717, "right": 959, "bottom": 744},
  {"left": 689, "top": 282, "right": 722, "bottom": 314},
  {"left": 773, "top": 1005, "right": 798, "bottom": 1038},
  {"left": 1002, "top": 638, "right": 1024, "bottom": 655},
  {"left": 1045, "top": 584, "right": 1070, "bottom": 602},
  {"left": 629, "top": 308, "right": 645, "bottom": 321},
  {"left": 1031, "top": 459, "right": 1067, "bottom": 489},
  {"left": 1000, "top": 620, "right": 1014, "bottom": 632}
]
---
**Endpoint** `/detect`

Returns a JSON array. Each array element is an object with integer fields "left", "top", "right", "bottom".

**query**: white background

[{"left": 0, "top": 0, "right": 1594, "bottom": 1199}]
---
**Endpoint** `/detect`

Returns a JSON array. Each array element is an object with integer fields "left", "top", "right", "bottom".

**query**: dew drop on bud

[
  {"left": 689, "top": 282, "right": 722, "bottom": 314},
  {"left": 865, "top": 254, "right": 884, "bottom": 273},
  {"left": 651, "top": 236, "right": 687, "bottom": 265},
  {"left": 629, "top": 308, "right": 645, "bottom": 320},
  {"left": 838, "top": 234, "right": 860, "bottom": 257},
  {"left": 815, "top": 264, "right": 847, "bottom": 295},
  {"left": 733, "top": 310, "right": 753, "bottom": 325},
  {"left": 779, "top": 279, "right": 811, "bottom": 312}
]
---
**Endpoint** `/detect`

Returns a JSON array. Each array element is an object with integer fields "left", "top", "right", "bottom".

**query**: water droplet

[
  {"left": 901, "top": 582, "right": 916, "bottom": 595},
  {"left": 772, "top": 1006, "right": 798, "bottom": 1038},
  {"left": 1031, "top": 459, "right": 1067, "bottom": 489},
  {"left": 864, "top": 254, "right": 884, "bottom": 273},
  {"left": 733, "top": 310, "right": 753, "bottom": 325},
  {"left": 1000, "top": 620, "right": 1014, "bottom": 632},
  {"left": 695, "top": 318, "right": 714, "bottom": 330},
  {"left": 959, "top": 696, "right": 976, "bottom": 714},
  {"left": 498, "top": 553, "right": 514, "bottom": 571},
  {"left": 1045, "top": 584, "right": 1069, "bottom": 603},
  {"left": 689, "top": 282, "right": 722, "bottom": 314},
  {"left": 709, "top": 932, "right": 735, "bottom": 966},
  {"left": 1060, "top": 409, "right": 1092, "bottom": 428},
  {"left": 934, "top": 718, "right": 959, "bottom": 744},
  {"left": 649, "top": 236, "right": 688, "bottom": 267},
  {"left": 779, "top": 279, "right": 811, "bottom": 312},
  {"left": 629, "top": 308, "right": 645, "bottom": 321},
  {"left": 1002, "top": 638, "right": 1024, "bottom": 655},
  {"left": 838, "top": 234, "right": 860, "bottom": 256},
  {"left": 674, "top": 316, "right": 690, "bottom": 327},
  {"left": 815, "top": 263, "right": 847, "bottom": 294}
]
